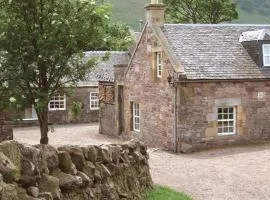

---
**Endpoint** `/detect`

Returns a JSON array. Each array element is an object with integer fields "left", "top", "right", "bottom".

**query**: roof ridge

[
  {"left": 164, "top": 24, "right": 270, "bottom": 27},
  {"left": 84, "top": 51, "right": 129, "bottom": 54}
]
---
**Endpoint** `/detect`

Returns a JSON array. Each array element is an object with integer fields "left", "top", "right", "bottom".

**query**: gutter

[{"left": 175, "top": 78, "right": 270, "bottom": 83}]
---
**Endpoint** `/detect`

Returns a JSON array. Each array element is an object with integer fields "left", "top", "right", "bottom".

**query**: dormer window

[
  {"left": 156, "top": 52, "right": 162, "bottom": 78},
  {"left": 262, "top": 44, "right": 270, "bottom": 67}
]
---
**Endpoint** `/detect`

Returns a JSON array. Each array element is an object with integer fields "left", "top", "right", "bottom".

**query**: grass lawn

[{"left": 143, "top": 186, "right": 192, "bottom": 200}]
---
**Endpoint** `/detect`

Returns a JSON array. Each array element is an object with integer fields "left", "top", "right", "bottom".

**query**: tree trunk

[{"left": 37, "top": 109, "right": 49, "bottom": 144}]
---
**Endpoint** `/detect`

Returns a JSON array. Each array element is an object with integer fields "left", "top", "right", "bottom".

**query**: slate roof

[
  {"left": 239, "top": 29, "right": 270, "bottom": 42},
  {"left": 78, "top": 51, "right": 130, "bottom": 86},
  {"left": 162, "top": 24, "right": 270, "bottom": 80}
]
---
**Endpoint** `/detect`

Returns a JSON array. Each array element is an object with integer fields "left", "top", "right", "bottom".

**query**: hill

[{"left": 105, "top": 0, "right": 270, "bottom": 31}]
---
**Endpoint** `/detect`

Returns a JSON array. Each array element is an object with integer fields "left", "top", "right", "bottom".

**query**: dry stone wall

[{"left": 0, "top": 139, "right": 152, "bottom": 200}]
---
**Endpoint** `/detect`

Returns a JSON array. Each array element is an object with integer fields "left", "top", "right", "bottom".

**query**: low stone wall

[
  {"left": 0, "top": 113, "right": 13, "bottom": 142},
  {"left": 0, "top": 139, "right": 152, "bottom": 200}
]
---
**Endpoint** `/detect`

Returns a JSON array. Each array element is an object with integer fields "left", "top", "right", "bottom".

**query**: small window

[
  {"left": 49, "top": 94, "right": 66, "bottom": 111},
  {"left": 217, "top": 107, "right": 236, "bottom": 135},
  {"left": 133, "top": 103, "right": 140, "bottom": 132},
  {"left": 263, "top": 44, "right": 270, "bottom": 66},
  {"left": 156, "top": 52, "right": 162, "bottom": 78},
  {"left": 90, "top": 92, "right": 99, "bottom": 110}
]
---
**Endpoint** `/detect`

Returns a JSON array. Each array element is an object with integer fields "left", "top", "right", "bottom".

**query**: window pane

[
  {"left": 265, "top": 56, "right": 270, "bottom": 65},
  {"left": 133, "top": 103, "right": 140, "bottom": 131},
  {"left": 157, "top": 53, "right": 161, "bottom": 64},
  {"left": 264, "top": 45, "right": 270, "bottom": 66},
  {"left": 156, "top": 52, "right": 162, "bottom": 77},
  {"left": 49, "top": 94, "right": 65, "bottom": 110},
  {"left": 217, "top": 107, "right": 235, "bottom": 134},
  {"left": 90, "top": 93, "right": 99, "bottom": 109},
  {"left": 264, "top": 45, "right": 270, "bottom": 54}
]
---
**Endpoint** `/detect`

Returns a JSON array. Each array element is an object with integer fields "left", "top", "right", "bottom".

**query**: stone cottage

[
  {"left": 22, "top": 51, "right": 130, "bottom": 125},
  {"left": 99, "top": 0, "right": 270, "bottom": 152}
]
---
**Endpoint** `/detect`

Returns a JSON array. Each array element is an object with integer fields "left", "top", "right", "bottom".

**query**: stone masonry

[
  {"left": 0, "top": 139, "right": 152, "bottom": 199},
  {"left": 123, "top": 26, "right": 175, "bottom": 150},
  {"left": 48, "top": 87, "right": 99, "bottom": 124},
  {"left": 99, "top": 81, "right": 117, "bottom": 136},
  {"left": 177, "top": 81, "right": 270, "bottom": 152},
  {"left": 0, "top": 112, "right": 13, "bottom": 142}
]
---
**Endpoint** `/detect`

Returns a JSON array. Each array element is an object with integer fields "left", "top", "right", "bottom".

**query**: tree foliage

[
  {"left": 163, "top": 0, "right": 239, "bottom": 24},
  {"left": 0, "top": 0, "right": 133, "bottom": 144}
]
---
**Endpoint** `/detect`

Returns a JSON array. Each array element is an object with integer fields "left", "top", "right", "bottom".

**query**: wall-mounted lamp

[{"left": 167, "top": 73, "right": 173, "bottom": 85}]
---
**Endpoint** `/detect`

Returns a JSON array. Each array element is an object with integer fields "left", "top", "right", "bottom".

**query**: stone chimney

[{"left": 144, "top": 0, "right": 166, "bottom": 26}]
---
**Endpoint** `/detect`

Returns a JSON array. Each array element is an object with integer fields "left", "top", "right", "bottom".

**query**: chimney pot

[{"left": 145, "top": 2, "right": 166, "bottom": 26}]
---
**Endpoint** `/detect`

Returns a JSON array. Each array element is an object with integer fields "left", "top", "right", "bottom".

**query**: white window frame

[
  {"left": 156, "top": 52, "right": 162, "bottom": 78},
  {"left": 48, "top": 94, "right": 66, "bottom": 111},
  {"left": 263, "top": 44, "right": 270, "bottom": 67},
  {"left": 133, "top": 103, "right": 140, "bottom": 132},
  {"left": 217, "top": 106, "right": 236, "bottom": 136},
  {"left": 90, "top": 92, "right": 99, "bottom": 110}
]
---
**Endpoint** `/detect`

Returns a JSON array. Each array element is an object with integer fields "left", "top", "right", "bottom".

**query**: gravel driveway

[
  {"left": 14, "top": 124, "right": 270, "bottom": 200},
  {"left": 13, "top": 123, "right": 121, "bottom": 146},
  {"left": 149, "top": 145, "right": 270, "bottom": 200}
]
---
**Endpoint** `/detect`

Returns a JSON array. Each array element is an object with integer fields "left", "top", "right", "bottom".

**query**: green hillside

[
  {"left": 105, "top": 0, "right": 148, "bottom": 31},
  {"left": 105, "top": 0, "right": 270, "bottom": 31}
]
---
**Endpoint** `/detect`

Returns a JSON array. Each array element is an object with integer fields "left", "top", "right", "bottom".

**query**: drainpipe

[
  {"left": 168, "top": 73, "right": 178, "bottom": 153},
  {"left": 173, "top": 84, "right": 178, "bottom": 153}
]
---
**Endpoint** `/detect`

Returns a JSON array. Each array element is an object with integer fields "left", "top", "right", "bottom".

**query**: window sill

[
  {"left": 49, "top": 109, "right": 66, "bottom": 111},
  {"left": 131, "top": 130, "right": 140, "bottom": 134},
  {"left": 218, "top": 133, "right": 236, "bottom": 136},
  {"left": 22, "top": 118, "right": 38, "bottom": 121},
  {"left": 90, "top": 108, "right": 99, "bottom": 111}
]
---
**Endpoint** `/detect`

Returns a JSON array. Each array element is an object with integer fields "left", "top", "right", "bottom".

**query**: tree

[
  {"left": 102, "top": 22, "right": 135, "bottom": 51},
  {"left": 0, "top": 0, "right": 133, "bottom": 144},
  {"left": 163, "top": 0, "right": 239, "bottom": 24}
]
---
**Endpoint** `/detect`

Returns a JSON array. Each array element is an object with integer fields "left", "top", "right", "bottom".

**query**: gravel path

[
  {"left": 13, "top": 123, "right": 121, "bottom": 146},
  {"left": 149, "top": 145, "right": 270, "bottom": 200},
  {"left": 14, "top": 124, "right": 270, "bottom": 200}
]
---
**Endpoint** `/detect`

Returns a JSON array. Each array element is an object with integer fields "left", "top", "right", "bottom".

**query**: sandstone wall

[
  {"left": 0, "top": 112, "right": 13, "bottom": 142},
  {"left": 0, "top": 139, "right": 152, "bottom": 200},
  {"left": 124, "top": 26, "right": 175, "bottom": 150},
  {"left": 48, "top": 87, "right": 99, "bottom": 124},
  {"left": 99, "top": 103, "right": 117, "bottom": 137},
  {"left": 178, "top": 81, "right": 270, "bottom": 152}
]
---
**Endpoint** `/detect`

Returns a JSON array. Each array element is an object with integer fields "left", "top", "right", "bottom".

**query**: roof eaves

[{"left": 124, "top": 22, "right": 149, "bottom": 80}]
